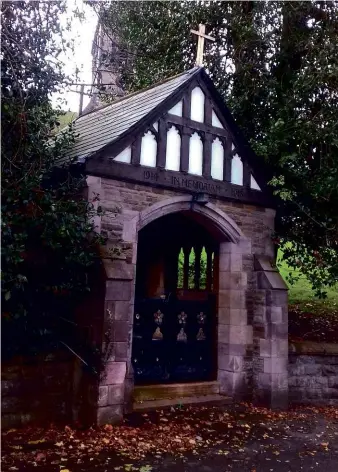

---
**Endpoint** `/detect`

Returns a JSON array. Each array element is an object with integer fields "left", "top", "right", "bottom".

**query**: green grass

[
  {"left": 55, "top": 111, "right": 77, "bottom": 132},
  {"left": 277, "top": 249, "right": 338, "bottom": 312}
]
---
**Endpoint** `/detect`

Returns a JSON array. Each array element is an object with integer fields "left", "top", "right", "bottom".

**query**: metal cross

[{"left": 190, "top": 24, "right": 215, "bottom": 67}]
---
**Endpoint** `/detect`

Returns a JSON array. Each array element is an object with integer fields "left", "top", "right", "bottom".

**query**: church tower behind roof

[{"left": 82, "top": 19, "right": 125, "bottom": 115}]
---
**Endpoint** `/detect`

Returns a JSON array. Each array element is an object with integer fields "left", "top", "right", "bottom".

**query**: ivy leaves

[
  {"left": 96, "top": 0, "right": 338, "bottom": 293},
  {"left": 1, "top": 1, "right": 103, "bottom": 357}
]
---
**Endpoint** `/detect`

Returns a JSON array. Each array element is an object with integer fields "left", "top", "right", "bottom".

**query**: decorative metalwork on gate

[
  {"left": 132, "top": 212, "right": 218, "bottom": 385},
  {"left": 132, "top": 298, "right": 216, "bottom": 384}
]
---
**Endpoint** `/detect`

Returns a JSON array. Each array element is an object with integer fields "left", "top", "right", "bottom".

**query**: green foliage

[
  {"left": 277, "top": 246, "right": 338, "bottom": 304},
  {"left": 55, "top": 111, "right": 78, "bottom": 132},
  {"left": 95, "top": 0, "right": 338, "bottom": 294},
  {"left": 1, "top": 1, "right": 103, "bottom": 358},
  {"left": 177, "top": 247, "right": 209, "bottom": 290}
]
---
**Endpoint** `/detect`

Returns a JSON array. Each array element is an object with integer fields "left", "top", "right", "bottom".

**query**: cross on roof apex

[{"left": 190, "top": 24, "right": 215, "bottom": 67}]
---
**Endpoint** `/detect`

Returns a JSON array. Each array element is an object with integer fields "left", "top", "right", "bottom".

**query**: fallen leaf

[{"left": 35, "top": 453, "right": 46, "bottom": 462}]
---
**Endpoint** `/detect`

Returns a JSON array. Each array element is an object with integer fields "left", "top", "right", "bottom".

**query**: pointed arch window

[
  {"left": 188, "top": 132, "right": 203, "bottom": 176},
  {"left": 188, "top": 248, "right": 196, "bottom": 289},
  {"left": 140, "top": 131, "right": 157, "bottom": 167},
  {"left": 200, "top": 246, "right": 207, "bottom": 289},
  {"left": 231, "top": 154, "right": 243, "bottom": 185},
  {"left": 177, "top": 248, "right": 184, "bottom": 289},
  {"left": 190, "top": 87, "right": 205, "bottom": 122},
  {"left": 211, "top": 138, "right": 224, "bottom": 180},
  {"left": 165, "top": 125, "right": 181, "bottom": 171}
]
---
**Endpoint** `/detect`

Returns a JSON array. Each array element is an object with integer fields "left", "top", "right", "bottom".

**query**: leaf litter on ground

[{"left": 1, "top": 403, "right": 338, "bottom": 471}]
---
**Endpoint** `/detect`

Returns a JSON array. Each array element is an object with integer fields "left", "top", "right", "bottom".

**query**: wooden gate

[{"left": 132, "top": 213, "right": 218, "bottom": 385}]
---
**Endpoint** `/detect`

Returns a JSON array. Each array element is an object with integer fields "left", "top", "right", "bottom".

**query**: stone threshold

[
  {"left": 133, "top": 381, "right": 220, "bottom": 402},
  {"left": 133, "top": 394, "right": 232, "bottom": 412}
]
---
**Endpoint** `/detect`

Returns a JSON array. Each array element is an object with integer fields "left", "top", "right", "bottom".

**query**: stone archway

[
  {"left": 96, "top": 194, "right": 288, "bottom": 425},
  {"left": 127, "top": 196, "right": 253, "bottom": 399}
]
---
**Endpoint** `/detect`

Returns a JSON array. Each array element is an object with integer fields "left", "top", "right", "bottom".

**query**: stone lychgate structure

[{"left": 71, "top": 66, "right": 288, "bottom": 424}]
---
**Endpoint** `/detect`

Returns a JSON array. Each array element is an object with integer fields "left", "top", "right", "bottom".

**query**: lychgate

[{"left": 71, "top": 65, "right": 288, "bottom": 424}]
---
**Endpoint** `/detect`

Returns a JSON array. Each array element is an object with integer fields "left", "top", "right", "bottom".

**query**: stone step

[
  {"left": 133, "top": 381, "right": 220, "bottom": 402},
  {"left": 133, "top": 394, "right": 232, "bottom": 412}
]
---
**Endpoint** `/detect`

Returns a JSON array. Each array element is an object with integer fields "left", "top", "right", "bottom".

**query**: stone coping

[{"left": 289, "top": 340, "right": 338, "bottom": 356}]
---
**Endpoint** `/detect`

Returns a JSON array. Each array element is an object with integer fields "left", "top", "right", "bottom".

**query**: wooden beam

[{"left": 86, "top": 158, "right": 273, "bottom": 207}]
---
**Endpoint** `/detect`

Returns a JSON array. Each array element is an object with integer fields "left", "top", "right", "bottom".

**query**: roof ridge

[{"left": 77, "top": 66, "right": 201, "bottom": 121}]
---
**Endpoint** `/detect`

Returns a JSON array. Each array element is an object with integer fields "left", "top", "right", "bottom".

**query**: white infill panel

[
  {"left": 188, "top": 132, "right": 203, "bottom": 176},
  {"left": 212, "top": 110, "right": 224, "bottom": 128},
  {"left": 168, "top": 100, "right": 183, "bottom": 117},
  {"left": 211, "top": 138, "right": 224, "bottom": 180},
  {"left": 231, "top": 154, "right": 243, "bottom": 185},
  {"left": 190, "top": 87, "right": 205, "bottom": 122},
  {"left": 114, "top": 146, "right": 131, "bottom": 163},
  {"left": 140, "top": 131, "right": 157, "bottom": 167},
  {"left": 250, "top": 175, "right": 261, "bottom": 191},
  {"left": 165, "top": 126, "right": 181, "bottom": 171}
]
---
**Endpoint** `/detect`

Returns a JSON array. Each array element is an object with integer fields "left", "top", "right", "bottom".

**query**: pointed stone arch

[
  {"left": 134, "top": 196, "right": 245, "bottom": 244},
  {"left": 122, "top": 196, "right": 253, "bottom": 400}
]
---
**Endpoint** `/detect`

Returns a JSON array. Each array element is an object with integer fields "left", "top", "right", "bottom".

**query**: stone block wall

[
  {"left": 94, "top": 177, "right": 277, "bottom": 259},
  {"left": 289, "top": 341, "right": 338, "bottom": 405},
  {"left": 2, "top": 351, "right": 74, "bottom": 429},
  {"left": 86, "top": 176, "right": 289, "bottom": 422}
]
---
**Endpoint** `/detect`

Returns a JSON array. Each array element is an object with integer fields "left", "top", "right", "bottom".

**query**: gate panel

[{"left": 132, "top": 297, "right": 216, "bottom": 384}]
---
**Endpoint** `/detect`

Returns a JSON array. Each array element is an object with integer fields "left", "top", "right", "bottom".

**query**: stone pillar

[
  {"left": 217, "top": 239, "right": 253, "bottom": 399},
  {"left": 97, "top": 259, "right": 135, "bottom": 425},
  {"left": 252, "top": 256, "right": 288, "bottom": 408}
]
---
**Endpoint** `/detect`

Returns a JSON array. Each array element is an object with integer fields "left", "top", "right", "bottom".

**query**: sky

[{"left": 53, "top": 0, "right": 98, "bottom": 113}]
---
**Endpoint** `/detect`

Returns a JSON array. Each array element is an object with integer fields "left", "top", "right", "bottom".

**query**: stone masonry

[
  {"left": 289, "top": 341, "right": 338, "bottom": 405},
  {"left": 87, "top": 176, "right": 289, "bottom": 424}
]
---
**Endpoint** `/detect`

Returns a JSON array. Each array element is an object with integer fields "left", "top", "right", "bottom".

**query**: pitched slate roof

[{"left": 68, "top": 67, "right": 201, "bottom": 161}]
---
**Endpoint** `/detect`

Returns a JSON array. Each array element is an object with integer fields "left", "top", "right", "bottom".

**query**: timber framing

[{"left": 84, "top": 67, "right": 274, "bottom": 208}]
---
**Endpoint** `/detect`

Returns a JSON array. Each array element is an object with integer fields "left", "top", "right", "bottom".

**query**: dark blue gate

[{"left": 132, "top": 296, "right": 216, "bottom": 384}]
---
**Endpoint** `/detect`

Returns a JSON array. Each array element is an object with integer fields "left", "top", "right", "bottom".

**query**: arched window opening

[
  {"left": 188, "top": 132, "right": 203, "bottom": 176},
  {"left": 176, "top": 245, "right": 215, "bottom": 292},
  {"left": 211, "top": 138, "right": 224, "bottom": 180},
  {"left": 165, "top": 126, "right": 181, "bottom": 171},
  {"left": 177, "top": 248, "right": 184, "bottom": 289},
  {"left": 188, "top": 248, "right": 196, "bottom": 289},
  {"left": 190, "top": 87, "right": 205, "bottom": 122},
  {"left": 231, "top": 154, "right": 243, "bottom": 185},
  {"left": 140, "top": 131, "right": 157, "bottom": 167},
  {"left": 200, "top": 246, "right": 207, "bottom": 289}
]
